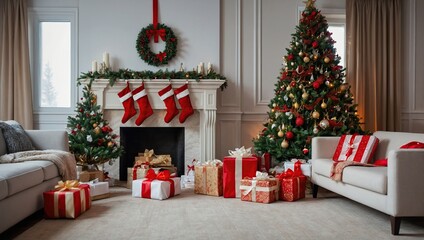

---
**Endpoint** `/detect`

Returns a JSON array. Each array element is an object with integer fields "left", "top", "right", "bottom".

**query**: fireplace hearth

[{"left": 119, "top": 127, "right": 185, "bottom": 180}]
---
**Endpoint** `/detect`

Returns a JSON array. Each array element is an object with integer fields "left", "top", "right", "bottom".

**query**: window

[{"left": 29, "top": 8, "right": 77, "bottom": 113}]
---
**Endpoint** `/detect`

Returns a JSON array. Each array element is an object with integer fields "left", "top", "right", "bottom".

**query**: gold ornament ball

[
  {"left": 299, "top": 51, "right": 304, "bottom": 57},
  {"left": 289, "top": 93, "right": 295, "bottom": 99},
  {"left": 313, "top": 55, "right": 318, "bottom": 61},
  {"left": 93, "top": 123, "right": 98, "bottom": 128},
  {"left": 278, "top": 130, "right": 284, "bottom": 137},
  {"left": 329, "top": 83, "right": 334, "bottom": 88},
  {"left": 321, "top": 102, "right": 327, "bottom": 109},
  {"left": 303, "top": 56, "right": 310, "bottom": 63},
  {"left": 324, "top": 57, "right": 330, "bottom": 63},
  {"left": 302, "top": 92, "right": 309, "bottom": 100},
  {"left": 281, "top": 140, "right": 289, "bottom": 148},
  {"left": 94, "top": 126, "right": 101, "bottom": 134},
  {"left": 340, "top": 84, "right": 348, "bottom": 91},
  {"left": 271, "top": 108, "right": 275, "bottom": 113},
  {"left": 312, "top": 111, "right": 320, "bottom": 119},
  {"left": 107, "top": 141, "right": 114, "bottom": 147},
  {"left": 294, "top": 102, "right": 299, "bottom": 109},
  {"left": 272, "top": 103, "right": 277, "bottom": 108},
  {"left": 286, "top": 86, "right": 291, "bottom": 91}
]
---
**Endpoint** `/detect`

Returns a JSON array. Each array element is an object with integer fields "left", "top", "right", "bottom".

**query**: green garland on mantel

[{"left": 78, "top": 68, "right": 228, "bottom": 91}]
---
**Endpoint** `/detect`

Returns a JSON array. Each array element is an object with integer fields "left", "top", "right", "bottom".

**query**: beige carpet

[{"left": 10, "top": 185, "right": 424, "bottom": 240}]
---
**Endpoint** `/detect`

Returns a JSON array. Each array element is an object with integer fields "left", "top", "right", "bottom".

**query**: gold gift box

[
  {"left": 79, "top": 170, "right": 104, "bottom": 182},
  {"left": 194, "top": 165, "right": 223, "bottom": 196},
  {"left": 127, "top": 167, "right": 149, "bottom": 189}
]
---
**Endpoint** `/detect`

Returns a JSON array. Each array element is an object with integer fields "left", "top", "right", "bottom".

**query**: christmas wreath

[{"left": 136, "top": 23, "right": 177, "bottom": 67}]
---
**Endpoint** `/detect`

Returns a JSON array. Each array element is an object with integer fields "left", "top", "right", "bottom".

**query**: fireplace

[
  {"left": 83, "top": 79, "right": 225, "bottom": 180},
  {"left": 119, "top": 127, "right": 185, "bottom": 180}
]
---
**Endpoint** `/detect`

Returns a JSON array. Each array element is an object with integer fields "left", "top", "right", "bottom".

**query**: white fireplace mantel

[{"left": 81, "top": 79, "right": 226, "bottom": 162}]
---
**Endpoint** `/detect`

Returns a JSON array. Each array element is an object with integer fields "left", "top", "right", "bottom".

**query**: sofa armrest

[
  {"left": 25, "top": 130, "right": 69, "bottom": 151},
  {"left": 311, "top": 136, "right": 341, "bottom": 159},
  {"left": 387, "top": 149, "right": 424, "bottom": 216}
]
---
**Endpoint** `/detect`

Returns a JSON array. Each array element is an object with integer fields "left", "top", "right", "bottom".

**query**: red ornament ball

[
  {"left": 290, "top": 81, "right": 296, "bottom": 87},
  {"left": 295, "top": 116, "right": 304, "bottom": 126},
  {"left": 303, "top": 148, "right": 309, "bottom": 155},
  {"left": 312, "top": 81, "right": 321, "bottom": 89},
  {"left": 312, "top": 41, "right": 319, "bottom": 48},
  {"left": 286, "top": 131, "right": 294, "bottom": 140}
]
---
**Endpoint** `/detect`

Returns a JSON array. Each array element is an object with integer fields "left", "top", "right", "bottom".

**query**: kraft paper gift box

[
  {"left": 79, "top": 170, "right": 104, "bottom": 182},
  {"left": 278, "top": 161, "right": 306, "bottom": 202},
  {"left": 132, "top": 169, "right": 181, "bottom": 200},
  {"left": 43, "top": 181, "right": 91, "bottom": 219},
  {"left": 240, "top": 172, "right": 279, "bottom": 204},
  {"left": 223, "top": 147, "right": 258, "bottom": 198},
  {"left": 127, "top": 166, "right": 149, "bottom": 189},
  {"left": 194, "top": 160, "right": 223, "bottom": 196}
]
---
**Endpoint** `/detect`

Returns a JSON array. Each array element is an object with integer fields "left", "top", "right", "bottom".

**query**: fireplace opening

[{"left": 119, "top": 127, "right": 185, "bottom": 181}]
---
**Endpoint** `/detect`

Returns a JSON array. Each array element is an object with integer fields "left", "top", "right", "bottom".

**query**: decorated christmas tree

[
  {"left": 67, "top": 85, "right": 124, "bottom": 170},
  {"left": 253, "top": 0, "right": 364, "bottom": 162}
]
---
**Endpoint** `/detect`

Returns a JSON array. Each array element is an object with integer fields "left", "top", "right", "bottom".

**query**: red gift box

[
  {"left": 223, "top": 156, "right": 258, "bottom": 198},
  {"left": 332, "top": 134, "right": 379, "bottom": 163},
  {"left": 43, "top": 181, "right": 91, "bottom": 218},
  {"left": 278, "top": 161, "right": 306, "bottom": 202},
  {"left": 240, "top": 177, "right": 279, "bottom": 203}
]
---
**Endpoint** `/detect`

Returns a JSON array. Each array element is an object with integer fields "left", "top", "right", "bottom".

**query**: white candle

[
  {"left": 92, "top": 60, "right": 97, "bottom": 72},
  {"left": 103, "top": 52, "right": 110, "bottom": 68},
  {"left": 198, "top": 62, "right": 204, "bottom": 74},
  {"left": 207, "top": 62, "right": 212, "bottom": 73}
]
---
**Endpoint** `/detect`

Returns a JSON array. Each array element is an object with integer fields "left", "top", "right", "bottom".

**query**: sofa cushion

[
  {"left": 23, "top": 161, "right": 59, "bottom": 181},
  {"left": 332, "top": 135, "right": 379, "bottom": 163},
  {"left": 0, "top": 163, "right": 44, "bottom": 197},
  {"left": 0, "top": 176, "right": 7, "bottom": 200},
  {"left": 0, "top": 120, "right": 34, "bottom": 153},
  {"left": 0, "top": 131, "right": 6, "bottom": 156},
  {"left": 312, "top": 158, "right": 387, "bottom": 194}
]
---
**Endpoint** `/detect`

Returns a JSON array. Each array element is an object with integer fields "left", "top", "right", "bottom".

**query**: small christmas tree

[
  {"left": 67, "top": 85, "right": 124, "bottom": 170},
  {"left": 253, "top": 0, "right": 364, "bottom": 162}
]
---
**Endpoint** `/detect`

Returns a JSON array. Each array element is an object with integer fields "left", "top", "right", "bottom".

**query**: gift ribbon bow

[
  {"left": 228, "top": 146, "right": 252, "bottom": 158},
  {"left": 55, "top": 180, "right": 80, "bottom": 191},
  {"left": 145, "top": 168, "right": 171, "bottom": 181},
  {"left": 144, "top": 149, "right": 155, "bottom": 157},
  {"left": 346, "top": 134, "right": 358, "bottom": 158},
  {"left": 278, "top": 161, "right": 304, "bottom": 180},
  {"left": 204, "top": 159, "right": 223, "bottom": 167}
]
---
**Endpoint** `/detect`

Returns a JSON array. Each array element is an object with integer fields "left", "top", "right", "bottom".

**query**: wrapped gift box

[
  {"left": 284, "top": 161, "right": 312, "bottom": 177},
  {"left": 240, "top": 177, "right": 279, "bottom": 204},
  {"left": 82, "top": 181, "right": 109, "bottom": 200},
  {"left": 132, "top": 177, "right": 181, "bottom": 200},
  {"left": 256, "top": 152, "right": 271, "bottom": 173},
  {"left": 223, "top": 147, "right": 258, "bottom": 198},
  {"left": 280, "top": 175, "right": 306, "bottom": 201},
  {"left": 278, "top": 161, "right": 307, "bottom": 201},
  {"left": 181, "top": 174, "right": 195, "bottom": 188},
  {"left": 43, "top": 182, "right": 91, "bottom": 218},
  {"left": 79, "top": 170, "right": 104, "bottom": 182},
  {"left": 194, "top": 161, "right": 223, "bottom": 196},
  {"left": 127, "top": 167, "right": 149, "bottom": 189}
]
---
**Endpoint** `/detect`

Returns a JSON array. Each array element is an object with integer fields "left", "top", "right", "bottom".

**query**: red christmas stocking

[
  {"left": 174, "top": 84, "right": 194, "bottom": 123},
  {"left": 158, "top": 84, "right": 179, "bottom": 123},
  {"left": 132, "top": 82, "right": 153, "bottom": 125},
  {"left": 117, "top": 81, "right": 137, "bottom": 123}
]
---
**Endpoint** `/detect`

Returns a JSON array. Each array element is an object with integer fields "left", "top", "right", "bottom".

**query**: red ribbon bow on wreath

[
  {"left": 147, "top": 28, "right": 166, "bottom": 43},
  {"left": 156, "top": 52, "right": 167, "bottom": 61}
]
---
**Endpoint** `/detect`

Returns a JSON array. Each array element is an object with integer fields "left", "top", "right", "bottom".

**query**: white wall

[
  {"left": 29, "top": 0, "right": 424, "bottom": 160},
  {"left": 78, "top": 0, "right": 220, "bottom": 73}
]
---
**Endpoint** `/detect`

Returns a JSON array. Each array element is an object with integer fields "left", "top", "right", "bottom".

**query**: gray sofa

[
  {"left": 311, "top": 131, "right": 424, "bottom": 235},
  {"left": 0, "top": 129, "right": 73, "bottom": 234}
]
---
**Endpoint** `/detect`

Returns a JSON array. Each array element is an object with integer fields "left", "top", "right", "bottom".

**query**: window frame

[{"left": 29, "top": 7, "right": 78, "bottom": 114}]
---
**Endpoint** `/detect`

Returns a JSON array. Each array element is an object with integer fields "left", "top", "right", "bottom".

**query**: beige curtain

[
  {"left": 346, "top": 0, "right": 401, "bottom": 132},
  {"left": 0, "top": 0, "right": 33, "bottom": 129}
]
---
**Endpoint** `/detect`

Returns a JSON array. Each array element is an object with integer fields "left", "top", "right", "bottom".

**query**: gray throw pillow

[{"left": 0, "top": 120, "right": 34, "bottom": 153}]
